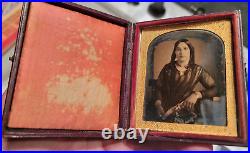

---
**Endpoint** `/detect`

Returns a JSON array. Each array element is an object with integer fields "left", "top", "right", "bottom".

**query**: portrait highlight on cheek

[{"left": 6, "top": 3, "right": 126, "bottom": 131}]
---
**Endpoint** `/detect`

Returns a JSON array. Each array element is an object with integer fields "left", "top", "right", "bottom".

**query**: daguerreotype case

[{"left": 2, "top": 2, "right": 247, "bottom": 146}]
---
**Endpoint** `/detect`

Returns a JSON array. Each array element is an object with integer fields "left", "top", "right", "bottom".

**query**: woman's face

[{"left": 175, "top": 42, "right": 191, "bottom": 66}]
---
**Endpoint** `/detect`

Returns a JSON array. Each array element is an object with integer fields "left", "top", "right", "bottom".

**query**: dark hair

[{"left": 170, "top": 39, "right": 195, "bottom": 67}]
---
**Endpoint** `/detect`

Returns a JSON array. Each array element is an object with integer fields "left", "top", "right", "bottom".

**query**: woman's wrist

[{"left": 193, "top": 91, "right": 202, "bottom": 99}]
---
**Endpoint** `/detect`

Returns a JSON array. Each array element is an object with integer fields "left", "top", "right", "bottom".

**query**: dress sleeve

[
  {"left": 156, "top": 67, "right": 165, "bottom": 101},
  {"left": 199, "top": 67, "right": 218, "bottom": 98}
]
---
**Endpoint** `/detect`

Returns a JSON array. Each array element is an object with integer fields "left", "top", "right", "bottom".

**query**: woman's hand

[
  {"left": 155, "top": 100, "right": 165, "bottom": 117},
  {"left": 184, "top": 92, "right": 202, "bottom": 111}
]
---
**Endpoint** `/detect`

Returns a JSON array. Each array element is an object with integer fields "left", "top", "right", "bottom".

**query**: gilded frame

[{"left": 131, "top": 11, "right": 247, "bottom": 146}]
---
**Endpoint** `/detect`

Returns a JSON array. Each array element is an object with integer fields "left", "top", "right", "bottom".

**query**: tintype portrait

[
  {"left": 133, "top": 17, "right": 241, "bottom": 140},
  {"left": 143, "top": 30, "right": 226, "bottom": 125}
]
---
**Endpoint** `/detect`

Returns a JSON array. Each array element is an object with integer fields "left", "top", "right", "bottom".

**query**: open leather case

[{"left": 2, "top": 2, "right": 247, "bottom": 147}]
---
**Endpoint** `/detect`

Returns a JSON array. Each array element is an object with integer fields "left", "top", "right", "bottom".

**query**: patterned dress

[{"left": 156, "top": 63, "right": 217, "bottom": 123}]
